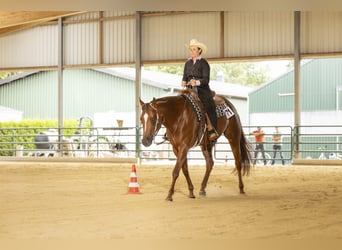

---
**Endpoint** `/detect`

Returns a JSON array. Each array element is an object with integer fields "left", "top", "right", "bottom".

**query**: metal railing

[
  {"left": 1, "top": 125, "right": 342, "bottom": 164},
  {"left": 215, "top": 126, "right": 293, "bottom": 165},
  {"left": 0, "top": 126, "right": 138, "bottom": 159},
  {"left": 293, "top": 125, "right": 342, "bottom": 160}
]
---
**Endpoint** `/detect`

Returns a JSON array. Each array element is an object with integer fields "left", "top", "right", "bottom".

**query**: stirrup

[{"left": 208, "top": 129, "right": 218, "bottom": 141}]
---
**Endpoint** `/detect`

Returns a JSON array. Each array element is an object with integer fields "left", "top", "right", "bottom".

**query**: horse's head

[{"left": 139, "top": 98, "right": 162, "bottom": 147}]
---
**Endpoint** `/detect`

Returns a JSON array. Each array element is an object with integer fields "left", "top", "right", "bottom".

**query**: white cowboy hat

[{"left": 185, "top": 39, "right": 207, "bottom": 54}]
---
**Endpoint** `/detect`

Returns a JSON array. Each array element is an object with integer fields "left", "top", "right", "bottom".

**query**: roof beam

[{"left": 0, "top": 11, "right": 83, "bottom": 36}]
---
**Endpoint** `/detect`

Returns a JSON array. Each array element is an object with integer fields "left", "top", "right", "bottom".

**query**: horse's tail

[
  {"left": 239, "top": 128, "right": 253, "bottom": 176},
  {"left": 222, "top": 97, "right": 252, "bottom": 176}
]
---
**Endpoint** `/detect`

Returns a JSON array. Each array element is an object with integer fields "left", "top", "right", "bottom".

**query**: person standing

[
  {"left": 271, "top": 126, "right": 285, "bottom": 165},
  {"left": 250, "top": 126, "right": 267, "bottom": 165},
  {"left": 181, "top": 38, "right": 218, "bottom": 141}
]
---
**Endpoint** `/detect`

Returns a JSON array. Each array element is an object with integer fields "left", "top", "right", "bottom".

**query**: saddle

[{"left": 181, "top": 88, "right": 235, "bottom": 120}]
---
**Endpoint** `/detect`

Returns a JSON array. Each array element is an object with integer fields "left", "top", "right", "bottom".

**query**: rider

[{"left": 181, "top": 38, "right": 218, "bottom": 141}]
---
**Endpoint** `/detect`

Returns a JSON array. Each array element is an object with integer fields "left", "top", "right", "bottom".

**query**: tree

[
  {"left": 210, "top": 62, "right": 271, "bottom": 86},
  {"left": 0, "top": 72, "right": 18, "bottom": 80}
]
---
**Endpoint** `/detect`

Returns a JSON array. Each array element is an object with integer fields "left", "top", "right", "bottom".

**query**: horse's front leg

[
  {"left": 166, "top": 149, "right": 191, "bottom": 201},
  {"left": 181, "top": 158, "right": 195, "bottom": 199},
  {"left": 165, "top": 163, "right": 181, "bottom": 202},
  {"left": 199, "top": 143, "right": 214, "bottom": 196}
]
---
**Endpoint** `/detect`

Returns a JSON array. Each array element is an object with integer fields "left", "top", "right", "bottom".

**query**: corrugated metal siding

[
  {"left": 103, "top": 18, "right": 135, "bottom": 64},
  {"left": 225, "top": 11, "right": 294, "bottom": 57},
  {"left": 0, "top": 71, "right": 58, "bottom": 118},
  {"left": 249, "top": 58, "right": 342, "bottom": 114},
  {"left": 249, "top": 71, "right": 294, "bottom": 113},
  {"left": 3, "top": 11, "right": 342, "bottom": 69},
  {"left": 64, "top": 11, "right": 136, "bottom": 64},
  {"left": 0, "top": 69, "right": 171, "bottom": 120},
  {"left": 64, "top": 11, "right": 100, "bottom": 21},
  {"left": 103, "top": 11, "right": 135, "bottom": 17},
  {"left": 63, "top": 22, "right": 99, "bottom": 65},
  {"left": 301, "top": 12, "right": 342, "bottom": 54},
  {"left": 141, "top": 12, "right": 221, "bottom": 61},
  {"left": 63, "top": 69, "right": 135, "bottom": 118},
  {"left": 0, "top": 25, "right": 58, "bottom": 68},
  {"left": 301, "top": 59, "right": 342, "bottom": 111}
]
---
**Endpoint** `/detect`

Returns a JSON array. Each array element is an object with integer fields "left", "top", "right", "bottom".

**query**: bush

[{"left": 0, "top": 120, "right": 79, "bottom": 156}]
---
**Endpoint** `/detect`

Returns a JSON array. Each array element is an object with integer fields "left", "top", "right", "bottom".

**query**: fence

[
  {"left": 294, "top": 125, "right": 342, "bottom": 160},
  {"left": 1, "top": 125, "right": 342, "bottom": 164}
]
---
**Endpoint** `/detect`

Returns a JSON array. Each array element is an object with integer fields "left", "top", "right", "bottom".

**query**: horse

[{"left": 139, "top": 90, "right": 252, "bottom": 201}]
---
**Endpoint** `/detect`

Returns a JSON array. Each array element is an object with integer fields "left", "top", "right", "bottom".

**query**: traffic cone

[{"left": 127, "top": 164, "right": 142, "bottom": 194}]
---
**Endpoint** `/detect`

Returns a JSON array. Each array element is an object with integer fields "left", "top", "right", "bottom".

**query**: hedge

[{"left": 0, "top": 120, "right": 87, "bottom": 156}]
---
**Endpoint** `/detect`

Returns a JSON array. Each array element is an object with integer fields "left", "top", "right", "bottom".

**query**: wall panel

[
  {"left": 141, "top": 12, "right": 221, "bottom": 61},
  {"left": 0, "top": 25, "right": 58, "bottom": 68},
  {"left": 225, "top": 11, "right": 294, "bottom": 58}
]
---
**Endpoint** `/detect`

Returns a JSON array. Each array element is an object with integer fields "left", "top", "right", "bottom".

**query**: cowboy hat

[{"left": 185, "top": 39, "right": 207, "bottom": 54}]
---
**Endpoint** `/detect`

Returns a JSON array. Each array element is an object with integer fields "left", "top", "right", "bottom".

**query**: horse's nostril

[{"left": 142, "top": 137, "right": 152, "bottom": 147}]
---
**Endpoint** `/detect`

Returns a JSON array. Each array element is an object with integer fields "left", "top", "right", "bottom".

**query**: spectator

[
  {"left": 250, "top": 126, "right": 267, "bottom": 165},
  {"left": 271, "top": 126, "right": 285, "bottom": 165}
]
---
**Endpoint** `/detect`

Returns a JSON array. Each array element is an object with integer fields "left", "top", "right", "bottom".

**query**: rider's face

[{"left": 189, "top": 46, "right": 201, "bottom": 58}]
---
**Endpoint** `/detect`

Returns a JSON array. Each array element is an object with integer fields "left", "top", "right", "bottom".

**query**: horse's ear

[{"left": 139, "top": 97, "right": 145, "bottom": 106}]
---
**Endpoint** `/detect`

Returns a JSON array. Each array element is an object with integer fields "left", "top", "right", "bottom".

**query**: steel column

[
  {"left": 294, "top": 11, "right": 301, "bottom": 160},
  {"left": 58, "top": 17, "right": 64, "bottom": 156},
  {"left": 135, "top": 11, "right": 142, "bottom": 161}
]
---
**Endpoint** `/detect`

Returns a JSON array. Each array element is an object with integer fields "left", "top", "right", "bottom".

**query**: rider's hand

[
  {"left": 181, "top": 81, "right": 187, "bottom": 87},
  {"left": 190, "top": 79, "right": 196, "bottom": 86}
]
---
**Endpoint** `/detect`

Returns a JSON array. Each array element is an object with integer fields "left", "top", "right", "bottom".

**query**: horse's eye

[{"left": 150, "top": 117, "right": 157, "bottom": 124}]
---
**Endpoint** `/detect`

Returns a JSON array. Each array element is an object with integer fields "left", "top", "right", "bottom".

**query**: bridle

[{"left": 145, "top": 102, "right": 162, "bottom": 141}]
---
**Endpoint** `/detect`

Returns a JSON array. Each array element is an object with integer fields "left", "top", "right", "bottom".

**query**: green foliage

[
  {"left": 0, "top": 72, "right": 19, "bottom": 80},
  {"left": 144, "top": 62, "right": 272, "bottom": 87},
  {"left": 144, "top": 65, "right": 184, "bottom": 75},
  {"left": 0, "top": 119, "right": 79, "bottom": 156},
  {"left": 210, "top": 63, "right": 271, "bottom": 86}
]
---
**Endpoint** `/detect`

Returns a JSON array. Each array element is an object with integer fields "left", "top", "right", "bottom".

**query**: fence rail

[{"left": 1, "top": 125, "right": 342, "bottom": 164}]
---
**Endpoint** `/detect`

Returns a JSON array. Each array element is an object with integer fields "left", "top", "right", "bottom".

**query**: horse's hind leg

[
  {"left": 199, "top": 143, "right": 214, "bottom": 196},
  {"left": 226, "top": 130, "right": 245, "bottom": 194}
]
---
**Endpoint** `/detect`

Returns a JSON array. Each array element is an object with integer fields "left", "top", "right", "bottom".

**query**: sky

[{"left": 256, "top": 60, "right": 292, "bottom": 79}]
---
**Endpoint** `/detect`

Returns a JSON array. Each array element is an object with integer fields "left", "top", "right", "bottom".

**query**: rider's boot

[{"left": 205, "top": 113, "right": 218, "bottom": 141}]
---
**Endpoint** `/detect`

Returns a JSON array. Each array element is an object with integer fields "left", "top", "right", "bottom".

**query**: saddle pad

[
  {"left": 182, "top": 93, "right": 203, "bottom": 122},
  {"left": 183, "top": 93, "right": 235, "bottom": 121},
  {"left": 216, "top": 103, "right": 235, "bottom": 119}
]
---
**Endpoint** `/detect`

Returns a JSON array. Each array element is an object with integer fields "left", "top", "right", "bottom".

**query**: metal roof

[{"left": 3, "top": 11, "right": 342, "bottom": 71}]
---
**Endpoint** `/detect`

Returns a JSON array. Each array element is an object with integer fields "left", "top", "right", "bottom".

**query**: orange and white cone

[{"left": 127, "top": 164, "right": 142, "bottom": 194}]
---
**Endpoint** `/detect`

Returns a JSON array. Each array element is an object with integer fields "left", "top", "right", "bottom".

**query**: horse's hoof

[
  {"left": 189, "top": 194, "right": 196, "bottom": 199},
  {"left": 165, "top": 196, "right": 173, "bottom": 202},
  {"left": 199, "top": 191, "right": 206, "bottom": 196}
]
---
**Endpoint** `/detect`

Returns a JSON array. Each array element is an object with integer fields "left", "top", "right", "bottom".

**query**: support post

[
  {"left": 294, "top": 11, "right": 301, "bottom": 160},
  {"left": 135, "top": 11, "right": 142, "bottom": 163},
  {"left": 57, "top": 17, "right": 64, "bottom": 157}
]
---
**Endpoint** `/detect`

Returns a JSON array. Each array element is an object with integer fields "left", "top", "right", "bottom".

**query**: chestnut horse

[{"left": 139, "top": 91, "right": 252, "bottom": 201}]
